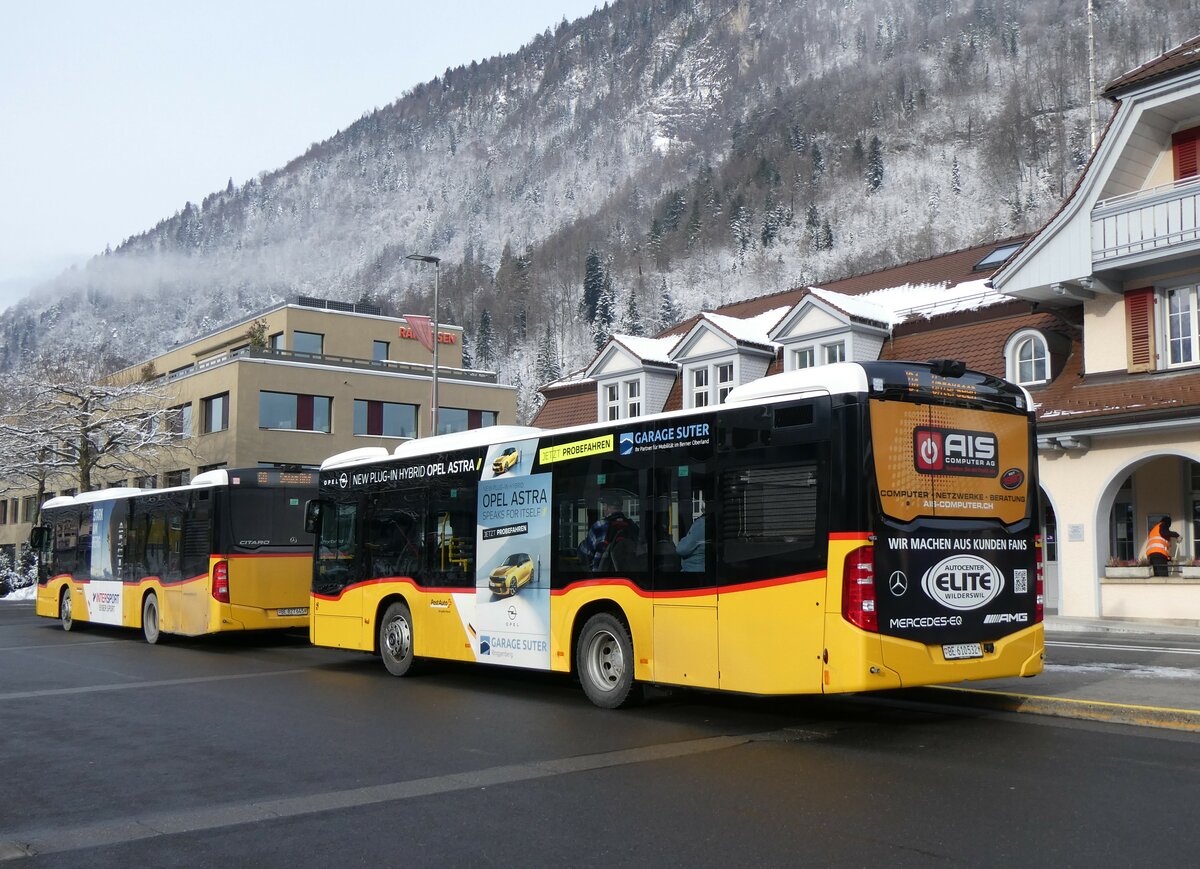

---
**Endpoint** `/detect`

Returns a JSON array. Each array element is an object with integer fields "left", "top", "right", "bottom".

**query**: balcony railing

[
  {"left": 164, "top": 347, "right": 498, "bottom": 384},
  {"left": 1092, "top": 177, "right": 1200, "bottom": 264}
]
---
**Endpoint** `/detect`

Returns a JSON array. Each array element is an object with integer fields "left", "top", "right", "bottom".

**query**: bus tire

[
  {"left": 60, "top": 588, "right": 80, "bottom": 632},
  {"left": 577, "top": 612, "right": 643, "bottom": 709},
  {"left": 142, "top": 593, "right": 163, "bottom": 645},
  {"left": 379, "top": 601, "right": 416, "bottom": 676}
]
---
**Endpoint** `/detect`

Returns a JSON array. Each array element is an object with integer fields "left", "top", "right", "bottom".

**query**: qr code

[{"left": 1013, "top": 569, "right": 1028, "bottom": 594}]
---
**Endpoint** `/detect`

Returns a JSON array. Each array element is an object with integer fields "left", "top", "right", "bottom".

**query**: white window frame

[
  {"left": 685, "top": 360, "right": 741, "bottom": 408},
  {"left": 793, "top": 347, "right": 815, "bottom": 369},
  {"left": 691, "top": 367, "right": 710, "bottom": 408},
  {"left": 716, "top": 362, "right": 735, "bottom": 403},
  {"left": 604, "top": 383, "right": 620, "bottom": 421},
  {"left": 1004, "top": 329, "right": 1050, "bottom": 385},
  {"left": 1164, "top": 285, "right": 1200, "bottom": 369},
  {"left": 823, "top": 341, "right": 846, "bottom": 364},
  {"left": 624, "top": 378, "right": 641, "bottom": 417}
]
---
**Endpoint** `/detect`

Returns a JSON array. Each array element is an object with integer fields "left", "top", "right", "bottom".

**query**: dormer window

[
  {"left": 794, "top": 347, "right": 815, "bottom": 368},
  {"left": 600, "top": 376, "right": 646, "bottom": 420},
  {"left": 691, "top": 368, "right": 710, "bottom": 407},
  {"left": 1005, "top": 329, "right": 1049, "bottom": 386},
  {"left": 684, "top": 361, "right": 739, "bottom": 409}
]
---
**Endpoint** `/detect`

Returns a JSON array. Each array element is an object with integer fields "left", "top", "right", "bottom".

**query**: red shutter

[
  {"left": 297, "top": 395, "right": 314, "bottom": 430},
  {"left": 1125, "top": 288, "right": 1156, "bottom": 372},
  {"left": 1173, "top": 128, "right": 1200, "bottom": 180}
]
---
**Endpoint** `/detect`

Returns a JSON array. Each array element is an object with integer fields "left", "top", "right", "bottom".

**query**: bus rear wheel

[
  {"left": 60, "top": 589, "right": 79, "bottom": 632},
  {"left": 577, "top": 612, "right": 643, "bottom": 709},
  {"left": 380, "top": 602, "right": 415, "bottom": 676},
  {"left": 142, "top": 593, "right": 162, "bottom": 645}
]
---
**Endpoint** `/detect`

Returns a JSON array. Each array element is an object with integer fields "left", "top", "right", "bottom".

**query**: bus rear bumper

[{"left": 880, "top": 623, "right": 1046, "bottom": 688}]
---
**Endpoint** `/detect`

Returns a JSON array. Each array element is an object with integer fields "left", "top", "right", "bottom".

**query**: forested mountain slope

[{"left": 3, "top": 0, "right": 1197, "bottom": 419}]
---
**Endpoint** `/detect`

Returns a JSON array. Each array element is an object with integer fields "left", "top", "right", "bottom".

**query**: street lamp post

[{"left": 405, "top": 253, "right": 441, "bottom": 436}]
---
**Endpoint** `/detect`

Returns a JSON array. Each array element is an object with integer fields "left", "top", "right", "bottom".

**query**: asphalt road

[{"left": 1, "top": 601, "right": 1197, "bottom": 867}]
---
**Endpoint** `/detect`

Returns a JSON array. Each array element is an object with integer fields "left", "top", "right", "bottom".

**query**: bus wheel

[
  {"left": 379, "top": 602, "right": 415, "bottom": 676},
  {"left": 59, "top": 589, "right": 79, "bottom": 632},
  {"left": 577, "top": 612, "right": 643, "bottom": 709},
  {"left": 142, "top": 593, "right": 163, "bottom": 645}
]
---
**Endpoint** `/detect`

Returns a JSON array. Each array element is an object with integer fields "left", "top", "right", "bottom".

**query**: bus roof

[{"left": 321, "top": 425, "right": 543, "bottom": 471}]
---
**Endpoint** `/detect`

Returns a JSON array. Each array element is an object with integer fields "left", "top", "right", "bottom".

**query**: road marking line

[
  {"left": 0, "top": 669, "right": 310, "bottom": 702},
  {"left": 0, "top": 640, "right": 123, "bottom": 652},
  {"left": 0, "top": 733, "right": 754, "bottom": 859},
  {"left": 1047, "top": 640, "right": 1200, "bottom": 655}
]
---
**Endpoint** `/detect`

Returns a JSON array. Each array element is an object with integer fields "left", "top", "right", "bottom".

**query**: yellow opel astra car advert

[
  {"left": 492, "top": 446, "right": 520, "bottom": 475},
  {"left": 488, "top": 552, "right": 534, "bottom": 595}
]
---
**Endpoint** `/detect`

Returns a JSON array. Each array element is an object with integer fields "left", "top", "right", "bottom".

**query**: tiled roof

[
  {"left": 1103, "top": 34, "right": 1200, "bottom": 98},
  {"left": 882, "top": 310, "right": 1073, "bottom": 379},
  {"left": 1033, "top": 345, "right": 1200, "bottom": 428},
  {"left": 529, "top": 380, "right": 595, "bottom": 429}
]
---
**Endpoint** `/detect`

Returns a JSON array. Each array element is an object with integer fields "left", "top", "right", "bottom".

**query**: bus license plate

[
  {"left": 277, "top": 607, "right": 308, "bottom": 616},
  {"left": 942, "top": 643, "right": 983, "bottom": 660}
]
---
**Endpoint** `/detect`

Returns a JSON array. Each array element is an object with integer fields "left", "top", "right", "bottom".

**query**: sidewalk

[
  {"left": 918, "top": 615, "right": 1200, "bottom": 732},
  {"left": 1045, "top": 614, "right": 1200, "bottom": 637}
]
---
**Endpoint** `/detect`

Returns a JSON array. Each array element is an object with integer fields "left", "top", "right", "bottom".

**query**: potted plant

[
  {"left": 1180, "top": 559, "right": 1200, "bottom": 579},
  {"left": 1104, "top": 557, "right": 1152, "bottom": 578}
]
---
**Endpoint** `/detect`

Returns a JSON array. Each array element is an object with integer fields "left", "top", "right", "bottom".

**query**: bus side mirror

[
  {"left": 303, "top": 500, "right": 324, "bottom": 534},
  {"left": 29, "top": 526, "right": 49, "bottom": 551}
]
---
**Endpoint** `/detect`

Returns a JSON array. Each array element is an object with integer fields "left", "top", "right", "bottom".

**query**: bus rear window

[{"left": 228, "top": 488, "right": 314, "bottom": 549}]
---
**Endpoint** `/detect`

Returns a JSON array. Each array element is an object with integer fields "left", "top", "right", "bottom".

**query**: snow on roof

[
  {"left": 806, "top": 287, "right": 897, "bottom": 326},
  {"left": 612, "top": 334, "right": 681, "bottom": 364},
  {"left": 701, "top": 306, "right": 791, "bottom": 347},
  {"left": 848, "top": 277, "right": 1008, "bottom": 322}
]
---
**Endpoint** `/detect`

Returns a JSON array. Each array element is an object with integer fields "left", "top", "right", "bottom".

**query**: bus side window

[
  {"left": 75, "top": 511, "right": 93, "bottom": 581},
  {"left": 53, "top": 515, "right": 80, "bottom": 577},
  {"left": 427, "top": 484, "right": 475, "bottom": 588},
  {"left": 363, "top": 491, "right": 425, "bottom": 583},
  {"left": 650, "top": 465, "right": 713, "bottom": 579},
  {"left": 718, "top": 459, "right": 825, "bottom": 582}
]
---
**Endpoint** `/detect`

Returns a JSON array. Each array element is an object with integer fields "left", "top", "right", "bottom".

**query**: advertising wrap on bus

[{"left": 869, "top": 398, "right": 1038, "bottom": 644}]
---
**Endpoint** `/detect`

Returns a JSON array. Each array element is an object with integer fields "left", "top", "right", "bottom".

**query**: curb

[{"left": 906, "top": 685, "right": 1200, "bottom": 732}]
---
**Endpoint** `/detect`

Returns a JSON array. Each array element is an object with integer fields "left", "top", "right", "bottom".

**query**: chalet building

[
  {"left": 535, "top": 37, "right": 1200, "bottom": 625},
  {"left": 0, "top": 297, "right": 517, "bottom": 563},
  {"left": 991, "top": 35, "right": 1200, "bottom": 622}
]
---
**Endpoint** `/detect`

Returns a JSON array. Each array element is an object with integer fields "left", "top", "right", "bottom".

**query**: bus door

[
  {"left": 81, "top": 501, "right": 124, "bottom": 627},
  {"left": 649, "top": 455, "right": 718, "bottom": 691},
  {"left": 715, "top": 401, "right": 829, "bottom": 695},
  {"left": 311, "top": 499, "right": 365, "bottom": 648}
]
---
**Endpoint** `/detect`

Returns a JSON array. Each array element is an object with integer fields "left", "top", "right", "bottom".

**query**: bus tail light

[
  {"left": 842, "top": 545, "right": 878, "bottom": 632},
  {"left": 212, "top": 560, "right": 230, "bottom": 603},
  {"left": 1034, "top": 534, "right": 1044, "bottom": 623}
]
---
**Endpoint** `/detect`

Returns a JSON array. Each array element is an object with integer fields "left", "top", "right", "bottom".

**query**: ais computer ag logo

[{"left": 619, "top": 432, "right": 634, "bottom": 455}]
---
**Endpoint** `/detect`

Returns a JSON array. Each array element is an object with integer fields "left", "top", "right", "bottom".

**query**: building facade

[{"left": 0, "top": 297, "right": 517, "bottom": 561}]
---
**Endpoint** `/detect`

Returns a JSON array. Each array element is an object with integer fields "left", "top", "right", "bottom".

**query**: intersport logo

[
  {"left": 913, "top": 426, "right": 998, "bottom": 477},
  {"left": 921, "top": 554, "right": 1005, "bottom": 611}
]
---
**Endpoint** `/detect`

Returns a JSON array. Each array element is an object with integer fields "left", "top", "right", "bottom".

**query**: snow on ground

[{"left": 0, "top": 584, "right": 36, "bottom": 602}]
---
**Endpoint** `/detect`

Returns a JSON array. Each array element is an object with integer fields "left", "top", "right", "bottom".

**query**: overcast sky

[{"left": 0, "top": 1, "right": 600, "bottom": 311}]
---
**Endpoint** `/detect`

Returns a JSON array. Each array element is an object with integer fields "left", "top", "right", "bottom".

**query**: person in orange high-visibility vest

[{"left": 1144, "top": 516, "right": 1180, "bottom": 577}]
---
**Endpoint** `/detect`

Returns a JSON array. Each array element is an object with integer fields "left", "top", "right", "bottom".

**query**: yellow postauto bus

[
  {"left": 306, "top": 361, "right": 1044, "bottom": 707},
  {"left": 32, "top": 468, "right": 316, "bottom": 643}
]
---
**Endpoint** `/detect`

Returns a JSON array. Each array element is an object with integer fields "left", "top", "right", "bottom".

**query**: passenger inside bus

[
  {"left": 578, "top": 494, "right": 640, "bottom": 571},
  {"left": 676, "top": 513, "right": 706, "bottom": 572}
]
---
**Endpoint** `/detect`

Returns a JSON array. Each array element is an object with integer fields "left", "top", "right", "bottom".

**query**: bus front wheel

[
  {"left": 142, "top": 593, "right": 162, "bottom": 645},
  {"left": 577, "top": 612, "right": 643, "bottom": 709},
  {"left": 379, "top": 602, "right": 415, "bottom": 676},
  {"left": 60, "top": 588, "right": 79, "bottom": 632}
]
